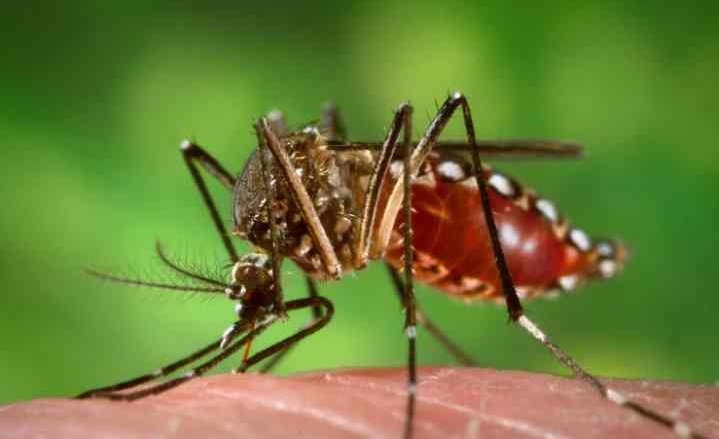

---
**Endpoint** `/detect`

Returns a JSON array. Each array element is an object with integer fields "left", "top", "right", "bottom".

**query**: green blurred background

[{"left": 1, "top": 1, "right": 717, "bottom": 404}]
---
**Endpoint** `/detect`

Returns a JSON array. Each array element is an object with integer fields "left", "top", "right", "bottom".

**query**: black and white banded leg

[
  {"left": 385, "top": 264, "right": 477, "bottom": 366},
  {"left": 78, "top": 297, "right": 332, "bottom": 400},
  {"left": 441, "top": 92, "right": 704, "bottom": 439},
  {"left": 373, "top": 92, "right": 704, "bottom": 439}
]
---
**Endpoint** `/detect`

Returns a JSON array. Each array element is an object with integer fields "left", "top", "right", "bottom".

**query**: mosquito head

[
  {"left": 226, "top": 253, "right": 276, "bottom": 317},
  {"left": 591, "top": 239, "right": 628, "bottom": 280}
]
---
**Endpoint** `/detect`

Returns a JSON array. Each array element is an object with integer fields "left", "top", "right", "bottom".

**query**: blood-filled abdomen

[{"left": 383, "top": 153, "right": 625, "bottom": 302}]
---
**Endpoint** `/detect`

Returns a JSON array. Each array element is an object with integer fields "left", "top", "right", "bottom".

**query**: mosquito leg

[
  {"left": 77, "top": 330, "right": 234, "bottom": 399},
  {"left": 267, "top": 104, "right": 326, "bottom": 350},
  {"left": 353, "top": 103, "right": 413, "bottom": 270},
  {"left": 327, "top": 139, "right": 583, "bottom": 161},
  {"left": 260, "top": 102, "right": 347, "bottom": 373},
  {"left": 326, "top": 102, "right": 420, "bottom": 437},
  {"left": 258, "top": 276, "right": 323, "bottom": 373},
  {"left": 451, "top": 93, "right": 704, "bottom": 438},
  {"left": 373, "top": 93, "right": 521, "bottom": 311},
  {"left": 256, "top": 112, "right": 329, "bottom": 349},
  {"left": 256, "top": 118, "right": 342, "bottom": 279},
  {"left": 88, "top": 320, "right": 276, "bottom": 401},
  {"left": 372, "top": 92, "right": 701, "bottom": 438},
  {"left": 256, "top": 123, "right": 288, "bottom": 317},
  {"left": 406, "top": 92, "right": 703, "bottom": 438},
  {"left": 384, "top": 264, "right": 477, "bottom": 366},
  {"left": 436, "top": 139, "right": 583, "bottom": 159},
  {"left": 180, "top": 141, "right": 239, "bottom": 263},
  {"left": 235, "top": 295, "right": 334, "bottom": 373},
  {"left": 397, "top": 108, "right": 418, "bottom": 439},
  {"left": 79, "top": 294, "right": 326, "bottom": 401},
  {"left": 515, "top": 314, "right": 704, "bottom": 438},
  {"left": 305, "top": 277, "right": 322, "bottom": 320}
]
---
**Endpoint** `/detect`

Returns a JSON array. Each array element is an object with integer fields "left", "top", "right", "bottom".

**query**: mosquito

[{"left": 79, "top": 92, "right": 703, "bottom": 438}]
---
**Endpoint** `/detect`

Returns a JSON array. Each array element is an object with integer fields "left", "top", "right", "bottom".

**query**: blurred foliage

[{"left": 1, "top": 1, "right": 717, "bottom": 404}]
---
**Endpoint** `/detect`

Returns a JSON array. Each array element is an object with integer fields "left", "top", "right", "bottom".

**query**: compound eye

[
  {"left": 229, "top": 253, "right": 276, "bottom": 307},
  {"left": 231, "top": 253, "right": 272, "bottom": 282}
]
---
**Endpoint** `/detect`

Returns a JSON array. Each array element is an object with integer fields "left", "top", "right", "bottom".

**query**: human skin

[{"left": 2, "top": 367, "right": 717, "bottom": 438}]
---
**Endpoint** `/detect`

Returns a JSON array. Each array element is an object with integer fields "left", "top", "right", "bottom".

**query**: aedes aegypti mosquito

[{"left": 79, "top": 93, "right": 704, "bottom": 438}]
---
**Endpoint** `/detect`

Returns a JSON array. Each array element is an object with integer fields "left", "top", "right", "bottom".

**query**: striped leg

[
  {"left": 385, "top": 264, "right": 477, "bottom": 366},
  {"left": 515, "top": 315, "right": 702, "bottom": 438},
  {"left": 258, "top": 277, "right": 324, "bottom": 373},
  {"left": 377, "top": 92, "right": 703, "bottom": 439},
  {"left": 257, "top": 104, "right": 345, "bottom": 373},
  {"left": 78, "top": 297, "right": 329, "bottom": 401},
  {"left": 447, "top": 92, "right": 704, "bottom": 439},
  {"left": 235, "top": 296, "right": 334, "bottom": 373}
]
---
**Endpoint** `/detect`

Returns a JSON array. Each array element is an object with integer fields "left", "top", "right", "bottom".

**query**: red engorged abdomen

[{"left": 383, "top": 160, "right": 589, "bottom": 301}]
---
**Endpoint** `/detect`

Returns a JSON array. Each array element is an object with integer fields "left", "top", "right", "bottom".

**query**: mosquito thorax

[{"left": 232, "top": 127, "right": 375, "bottom": 279}]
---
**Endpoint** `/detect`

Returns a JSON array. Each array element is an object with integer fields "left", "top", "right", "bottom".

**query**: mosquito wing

[{"left": 327, "top": 139, "right": 583, "bottom": 160}]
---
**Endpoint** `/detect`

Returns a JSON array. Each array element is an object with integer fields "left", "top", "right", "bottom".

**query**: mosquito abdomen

[{"left": 383, "top": 152, "right": 627, "bottom": 302}]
